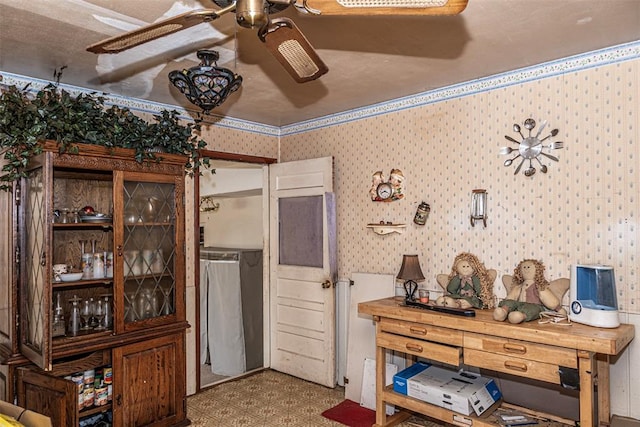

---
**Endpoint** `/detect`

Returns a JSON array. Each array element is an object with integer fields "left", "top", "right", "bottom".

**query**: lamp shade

[{"left": 397, "top": 255, "right": 425, "bottom": 282}]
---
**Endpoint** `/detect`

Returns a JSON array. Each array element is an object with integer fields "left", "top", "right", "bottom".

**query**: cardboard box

[
  {"left": 0, "top": 401, "right": 52, "bottom": 427},
  {"left": 393, "top": 362, "right": 502, "bottom": 416}
]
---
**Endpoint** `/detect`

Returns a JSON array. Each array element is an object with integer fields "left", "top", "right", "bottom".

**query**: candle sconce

[
  {"left": 470, "top": 189, "right": 487, "bottom": 228},
  {"left": 199, "top": 195, "right": 220, "bottom": 213}
]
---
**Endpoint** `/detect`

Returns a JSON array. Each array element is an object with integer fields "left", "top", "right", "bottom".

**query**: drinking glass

[
  {"left": 93, "top": 298, "right": 106, "bottom": 330},
  {"left": 80, "top": 298, "right": 93, "bottom": 330}
]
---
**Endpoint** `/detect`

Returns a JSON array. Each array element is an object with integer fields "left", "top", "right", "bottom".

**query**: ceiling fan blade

[
  {"left": 86, "top": 6, "right": 235, "bottom": 54},
  {"left": 258, "top": 18, "right": 328, "bottom": 83},
  {"left": 301, "top": 0, "right": 467, "bottom": 15}
]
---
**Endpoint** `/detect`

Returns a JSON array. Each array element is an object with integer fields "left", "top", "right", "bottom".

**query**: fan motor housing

[{"left": 236, "top": 0, "right": 269, "bottom": 28}]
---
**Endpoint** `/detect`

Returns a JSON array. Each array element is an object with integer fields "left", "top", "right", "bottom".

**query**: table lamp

[{"left": 397, "top": 254, "right": 425, "bottom": 300}]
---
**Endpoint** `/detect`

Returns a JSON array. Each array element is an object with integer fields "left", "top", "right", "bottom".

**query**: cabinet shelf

[
  {"left": 53, "top": 222, "right": 113, "bottom": 230},
  {"left": 53, "top": 329, "right": 113, "bottom": 346},
  {"left": 79, "top": 402, "right": 112, "bottom": 418},
  {"left": 52, "top": 279, "right": 113, "bottom": 289},
  {"left": 124, "top": 273, "right": 172, "bottom": 280},
  {"left": 124, "top": 222, "right": 173, "bottom": 227}
]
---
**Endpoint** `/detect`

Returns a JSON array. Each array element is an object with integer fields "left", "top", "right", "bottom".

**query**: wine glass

[
  {"left": 93, "top": 298, "right": 106, "bottom": 330},
  {"left": 79, "top": 298, "right": 93, "bottom": 330}
]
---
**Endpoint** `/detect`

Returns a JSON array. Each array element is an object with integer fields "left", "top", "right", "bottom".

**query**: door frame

[{"left": 194, "top": 149, "right": 276, "bottom": 392}]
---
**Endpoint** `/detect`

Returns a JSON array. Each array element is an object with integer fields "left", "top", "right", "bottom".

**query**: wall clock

[
  {"left": 369, "top": 169, "right": 404, "bottom": 202},
  {"left": 499, "top": 118, "right": 564, "bottom": 176},
  {"left": 376, "top": 182, "right": 393, "bottom": 200}
]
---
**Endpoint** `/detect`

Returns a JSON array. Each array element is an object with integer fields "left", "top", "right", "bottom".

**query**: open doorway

[{"left": 195, "top": 151, "right": 275, "bottom": 391}]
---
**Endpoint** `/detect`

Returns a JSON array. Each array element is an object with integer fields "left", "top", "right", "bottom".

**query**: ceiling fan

[{"left": 86, "top": 0, "right": 469, "bottom": 84}]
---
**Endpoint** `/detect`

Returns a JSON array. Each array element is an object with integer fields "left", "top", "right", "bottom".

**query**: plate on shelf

[
  {"left": 80, "top": 214, "right": 112, "bottom": 223},
  {"left": 59, "top": 272, "right": 84, "bottom": 282}
]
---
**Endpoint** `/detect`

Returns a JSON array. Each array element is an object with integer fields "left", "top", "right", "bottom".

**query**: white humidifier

[{"left": 569, "top": 264, "right": 620, "bottom": 328}]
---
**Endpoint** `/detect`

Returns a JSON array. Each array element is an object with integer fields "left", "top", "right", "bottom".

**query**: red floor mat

[{"left": 321, "top": 399, "right": 376, "bottom": 427}]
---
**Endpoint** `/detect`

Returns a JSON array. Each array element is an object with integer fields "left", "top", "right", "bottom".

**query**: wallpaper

[
  {"left": 1, "top": 50, "right": 637, "bottom": 314},
  {"left": 280, "top": 59, "right": 639, "bottom": 314}
]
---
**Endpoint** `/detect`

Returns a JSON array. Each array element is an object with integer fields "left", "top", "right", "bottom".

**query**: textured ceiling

[{"left": 1, "top": 0, "right": 639, "bottom": 127}]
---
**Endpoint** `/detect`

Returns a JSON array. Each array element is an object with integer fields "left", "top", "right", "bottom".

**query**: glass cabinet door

[
  {"left": 19, "top": 166, "right": 51, "bottom": 370},
  {"left": 120, "top": 177, "right": 180, "bottom": 328}
]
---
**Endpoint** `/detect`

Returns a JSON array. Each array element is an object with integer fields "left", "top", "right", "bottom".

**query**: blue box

[
  {"left": 393, "top": 362, "right": 502, "bottom": 416},
  {"left": 393, "top": 361, "right": 432, "bottom": 395}
]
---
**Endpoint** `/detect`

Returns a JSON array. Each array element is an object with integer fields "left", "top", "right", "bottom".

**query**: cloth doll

[
  {"left": 493, "top": 259, "right": 568, "bottom": 324},
  {"left": 435, "top": 252, "right": 496, "bottom": 309}
]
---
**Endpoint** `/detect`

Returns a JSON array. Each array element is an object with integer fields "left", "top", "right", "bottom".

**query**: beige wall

[
  {"left": 201, "top": 195, "right": 263, "bottom": 249},
  {"left": 280, "top": 60, "right": 640, "bottom": 316}
]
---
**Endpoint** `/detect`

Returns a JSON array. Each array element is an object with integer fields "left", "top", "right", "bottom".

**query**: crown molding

[{"left": 2, "top": 40, "right": 639, "bottom": 138}]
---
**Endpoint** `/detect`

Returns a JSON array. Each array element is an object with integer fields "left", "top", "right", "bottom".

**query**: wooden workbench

[{"left": 358, "top": 297, "right": 635, "bottom": 427}]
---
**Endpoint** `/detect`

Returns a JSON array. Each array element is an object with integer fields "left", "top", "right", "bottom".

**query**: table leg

[
  {"left": 597, "top": 354, "right": 611, "bottom": 426},
  {"left": 578, "top": 350, "right": 595, "bottom": 426},
  {"left": 375, "top": 322, "right": 387, "bottom": 427}
]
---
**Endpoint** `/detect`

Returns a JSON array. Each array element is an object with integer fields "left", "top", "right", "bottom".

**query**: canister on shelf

[
  {"left": 103, "top": 366, "right": 113, "bottom": 385},
  {"left": 83, "top": 385, "right": 95, "bottom": 408},
  {"left": 71, "top": 372, "right": 84, "bottom": 394},
  {"left": 81, "top": 253, "right": 93, "bottom": 279},
  {"left": 413, "top": 201, "right": 431, "bottom": 226},
  {"left": 105, "top": 252, "right": 114, "bottom": 278},
  {"left": 83, "top": 369, "right": 95, "bottom": 386},
  {"left": 94, "top": 368, "right": 103, "bottom": 388},
  {"left": 93, "top": 252, "right": 105, "bottom": 279},
  {"left": 95, "top": 386, "right": 108, "bottom": 406}
]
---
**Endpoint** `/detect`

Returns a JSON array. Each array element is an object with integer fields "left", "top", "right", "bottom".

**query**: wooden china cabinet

[{"left": 0, "top": 142, "right": 189, "bottom": 427}]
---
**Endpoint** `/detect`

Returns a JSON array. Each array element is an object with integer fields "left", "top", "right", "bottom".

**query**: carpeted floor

[{"left": 186, "top": 369, "right": 443, "bottom": 427}]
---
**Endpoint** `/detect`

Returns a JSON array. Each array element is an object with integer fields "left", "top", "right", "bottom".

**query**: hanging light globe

[{"left": 169, "top": 50, "right": 242, "bottom": 113}]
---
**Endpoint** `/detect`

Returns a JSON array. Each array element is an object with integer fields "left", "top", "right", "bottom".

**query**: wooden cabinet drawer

[
  {"left": 464, "top": 348, "right": 564, "bottom": 384},
  {"left": 379, "top": 318, "right": 463, "bottom": 346},
  {"left": 377, "top": 331, "right": 461, "bottom": 366},
  {"left": 464, "top": 332, "right": 577, "bottom": 368}
]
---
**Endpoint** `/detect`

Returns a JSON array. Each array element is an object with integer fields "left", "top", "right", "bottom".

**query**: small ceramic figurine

[
  {"left": 436, "top": 252, "right": 496, "bottom": 309},
  {"left": 370, "top": 171, "right": 385, "bottom": 201},
  {"left": 493, "top": 259, "right": 569, "bottom": 324},
  {"left": 388, "top": 169, "right": 405, "bottom": 200}
]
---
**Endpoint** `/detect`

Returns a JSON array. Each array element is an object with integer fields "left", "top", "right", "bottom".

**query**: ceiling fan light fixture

[
  {"left": 168, "top": 50, "right": 242, "bottom": 113},
  {"left": 259, "top": 18, "right": 328, "bottom": 83}
]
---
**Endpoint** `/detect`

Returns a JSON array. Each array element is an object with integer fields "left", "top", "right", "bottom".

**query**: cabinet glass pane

[
  {"left": 51, "top": 174, "right": 114, "bottom": 338},
  {"left": 123, "top": 181, "right": 175, "bottom": 323},
  {"left": 23, "top": 168, "right": 46, "bottom": 352},
  {"left": 0, "top": 188, "right": 12, "bottom": 343}
]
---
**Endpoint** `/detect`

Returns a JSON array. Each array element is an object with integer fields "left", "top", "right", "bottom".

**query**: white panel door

[{"left": 269, "top": 157, "right": 336, "bottom": 387}]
